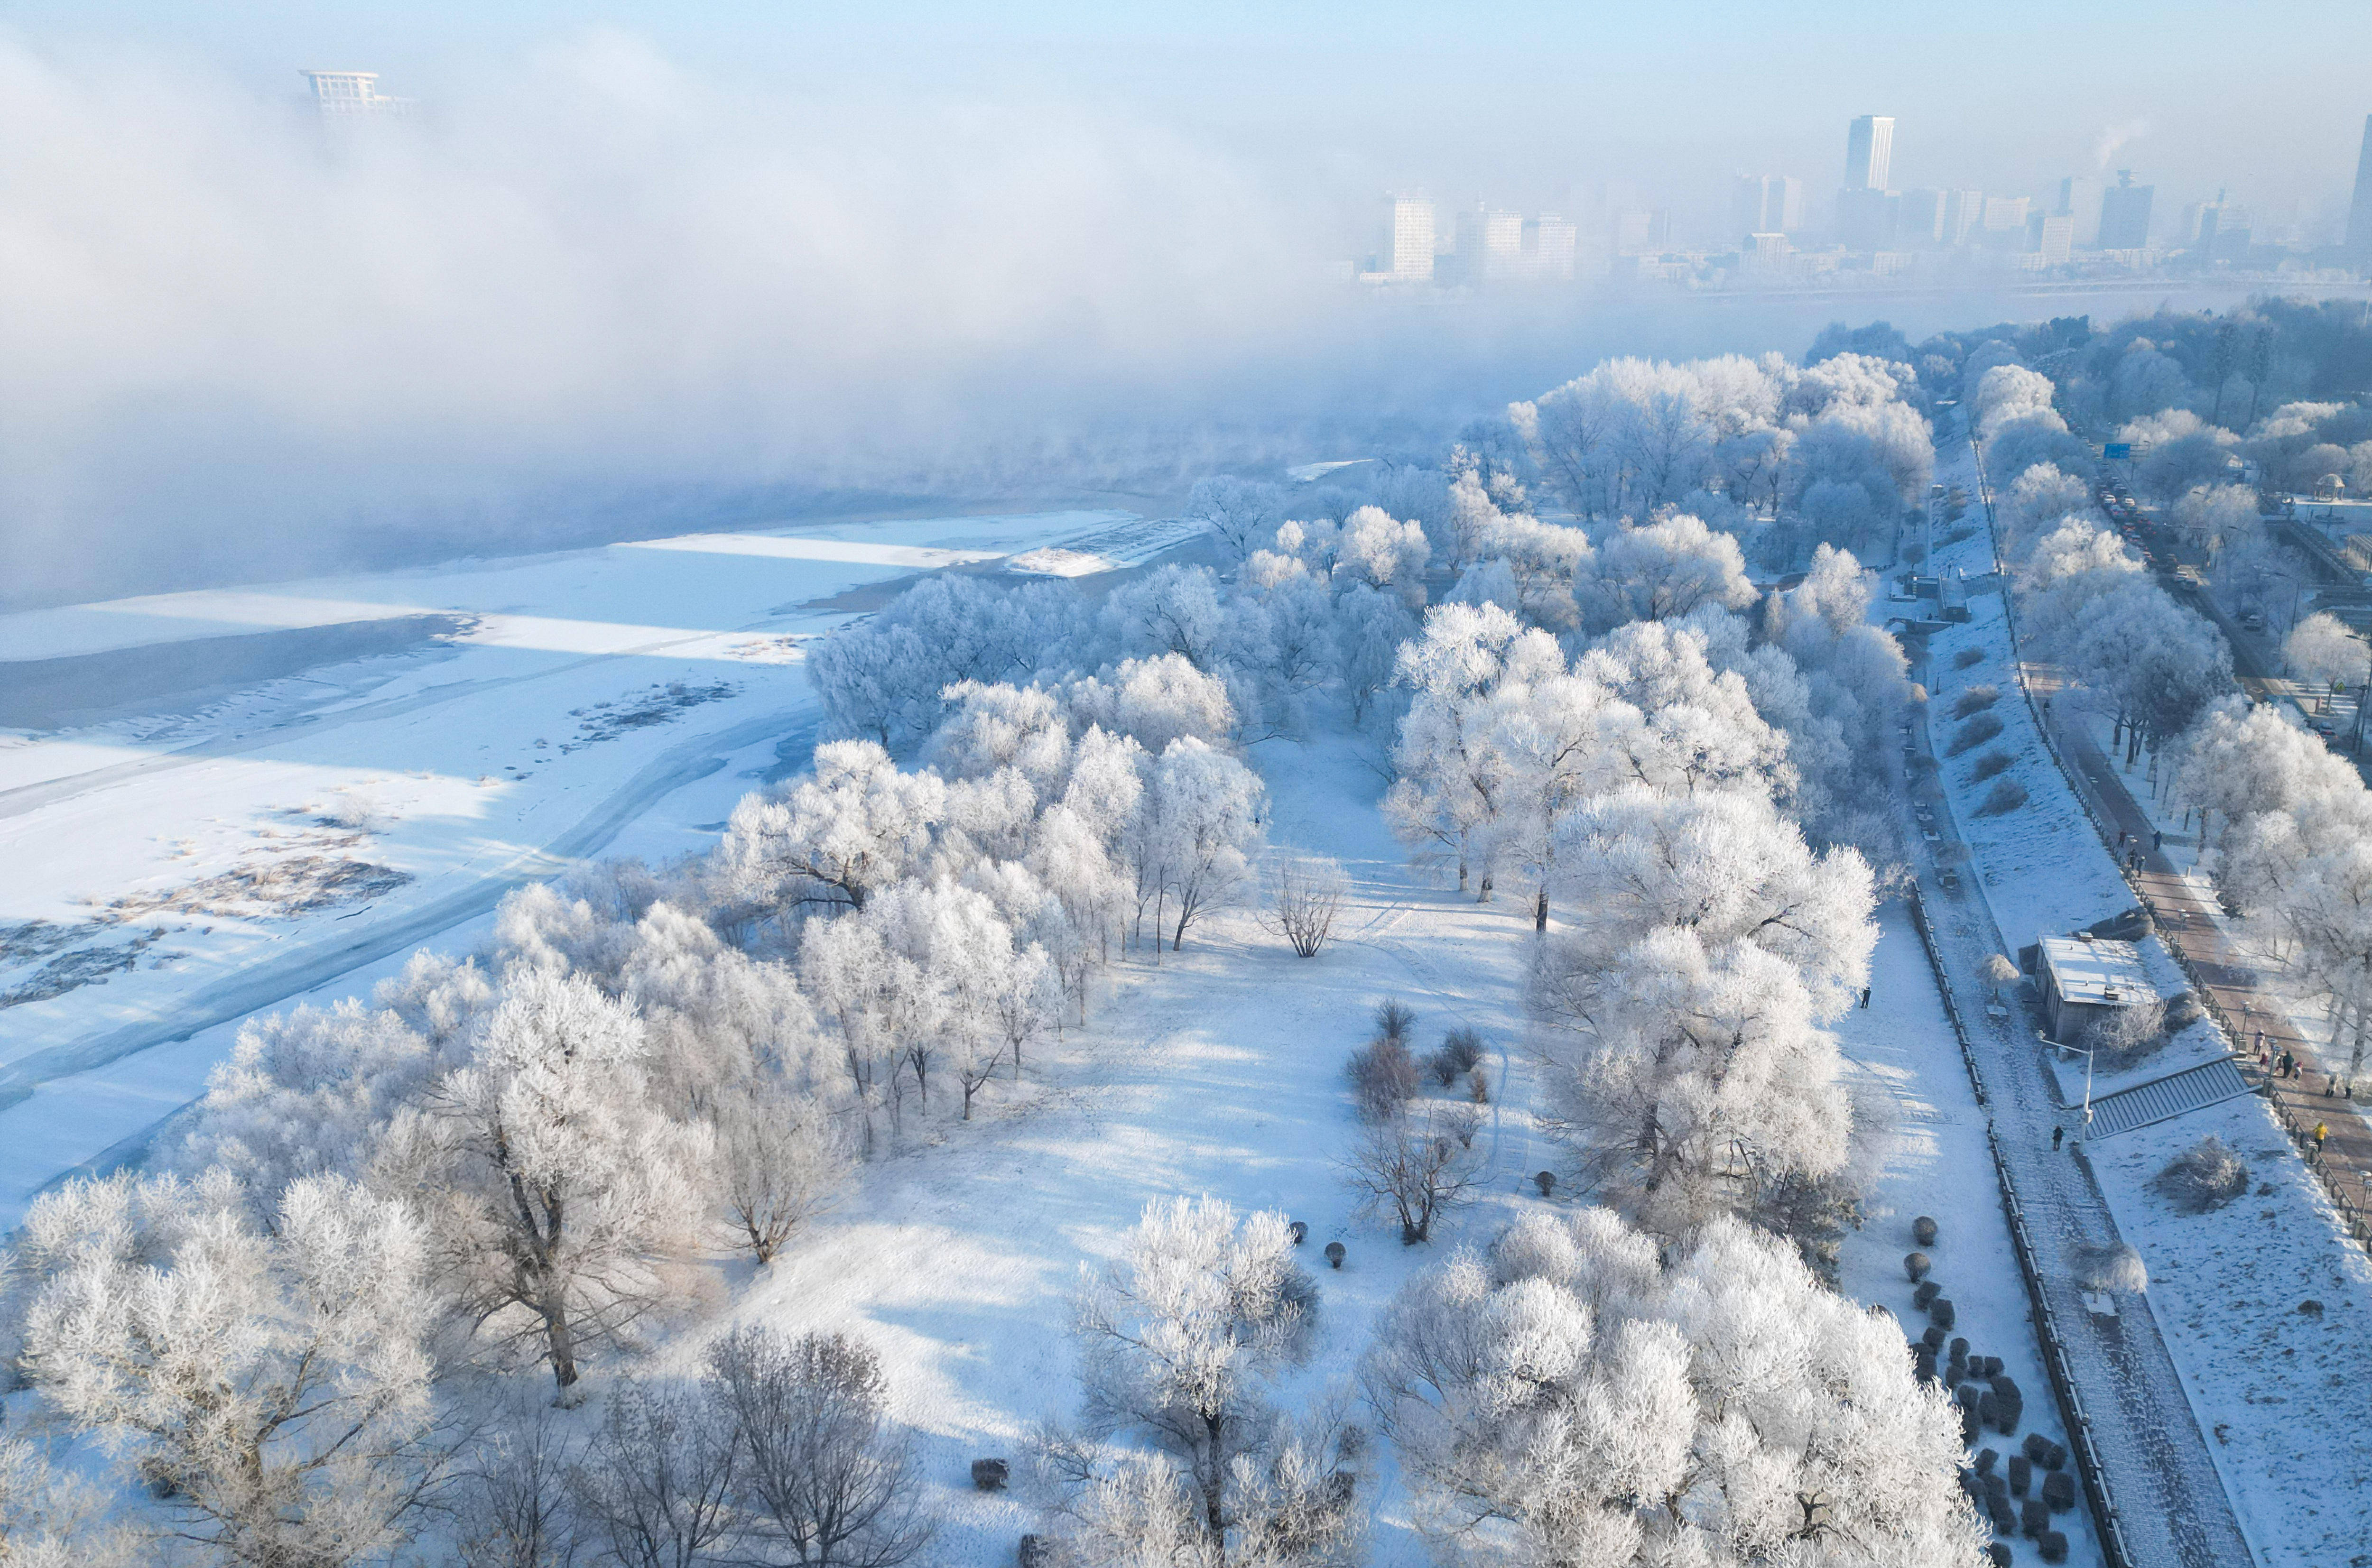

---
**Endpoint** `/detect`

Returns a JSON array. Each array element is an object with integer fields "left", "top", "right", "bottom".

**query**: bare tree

[
  {"left": 1268, "top": 855, "right": 1349, "bottom": 958},
  {"left": 571, "top": 1380, "right": 739, "bottom": 1568},
  {"left": 715, "top": 1085, "right": 852, "bottom": 1266},
  {"left": 1340, "top": 1106, "right": 1482, "bottom": 1245},
  {"left": 454, "top": 1399, "right": 583, "bottom": 1568},
  {"left": 705, "top": 1327, "right": 935, "bottom": 1568}
]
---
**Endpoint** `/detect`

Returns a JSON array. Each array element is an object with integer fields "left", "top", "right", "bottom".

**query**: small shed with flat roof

[{"left": 2036, "top": 934, "right": 2157, "bottom": 1042}]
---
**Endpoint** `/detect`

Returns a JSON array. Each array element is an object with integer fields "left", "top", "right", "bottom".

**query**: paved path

[
  {"left": 1906, "top": 680, "right": 2255, "bottom": 1568},
  {"left": 2030, "top": 677, "right": 2372, "bottom": 1240}
]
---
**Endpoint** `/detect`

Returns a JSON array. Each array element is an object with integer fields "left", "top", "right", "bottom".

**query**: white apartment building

[
  {"left": 1388, "top": 196, "right": 1435, "bottom": 281},
  {"left": 302, "top": 70, "right": 414, "bottom": 121}
]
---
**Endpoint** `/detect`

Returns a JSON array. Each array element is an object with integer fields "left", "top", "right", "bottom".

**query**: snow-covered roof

[{"left": 2038, "top": 936, "right": 2156, "bottom": 1006}]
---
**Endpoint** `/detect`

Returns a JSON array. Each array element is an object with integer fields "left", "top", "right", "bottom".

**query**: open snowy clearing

[
  {"left": 620, "top": 722, "right": 1550, "bottom": 1566},
  {"left": 0, "top": 509, "right": 1166, "bottom": 1226}
]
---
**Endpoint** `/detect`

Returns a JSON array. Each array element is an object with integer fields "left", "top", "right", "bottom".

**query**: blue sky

[{"left": 10, "top": 0, "right": 2371, "bottom": 220}]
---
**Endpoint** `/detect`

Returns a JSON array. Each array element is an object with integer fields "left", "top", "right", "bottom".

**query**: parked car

[
  {"left": 2242, "top": 611, "right": 2265, "bottom": 632},
  {"left": 2315, "top": 719, "right": 2337, "bottom": 738}
]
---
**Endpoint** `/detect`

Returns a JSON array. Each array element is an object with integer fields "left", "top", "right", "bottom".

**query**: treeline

[{"left": 1968, "top": 342, "right": 2372, "bottom": 1098}]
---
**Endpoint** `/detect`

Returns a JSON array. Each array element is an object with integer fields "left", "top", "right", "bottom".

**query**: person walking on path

[
  {"left": 2314, "top": 1122, "right": 2328, "bottom": 1156},
  {"left": 2153, "top": 829, "right": 2163, "bottom": 852},
  {"left": 2053, "top": 1125, "right": 2066, "bottom": 1150}
]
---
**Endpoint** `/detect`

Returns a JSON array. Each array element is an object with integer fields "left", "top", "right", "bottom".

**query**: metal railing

[
  {"left": 1906, "top": 886, "right": 2131, "bottom": 1568},
  {"left": 1971, "top": 433, "right": 2372, "bottom": 1261}
]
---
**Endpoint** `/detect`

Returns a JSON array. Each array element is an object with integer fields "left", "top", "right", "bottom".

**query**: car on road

[
  {"left": 2242, "top": 611, "right": 2266, "bottom": 632},
  {"left": 2314, "top": 719, "right": 2337, "bottom": 738}
]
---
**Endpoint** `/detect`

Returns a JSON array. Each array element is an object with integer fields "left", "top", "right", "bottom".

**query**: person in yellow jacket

[{"left": 2314, "top": 1122, "right": 2328, "bottom": 1153}]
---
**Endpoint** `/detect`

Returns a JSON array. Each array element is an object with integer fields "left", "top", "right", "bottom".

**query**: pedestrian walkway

[
  {"left": 1906, "top": 696, "right": 2253, "bottom": 1568},
  {"left": 2038, "top": 686, "right": 2372, "bottom": 1248}
]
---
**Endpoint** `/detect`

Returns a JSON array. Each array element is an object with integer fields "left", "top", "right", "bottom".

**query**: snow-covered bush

[
  {"left": 2151, "top": 1135, "right": 2251, "bottom": 1213},
  {"left": 2070, "top": 1242, "right": 2149, "bottom": 1294},
  {"left": 1269, "top": 854, "right": 1348, "bottom": 958},
  {"left": 1362, "top": 1208, "right": 1989, "bottom": 1567}
]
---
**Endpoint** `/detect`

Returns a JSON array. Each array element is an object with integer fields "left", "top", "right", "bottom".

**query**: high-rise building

[
  {"left": 1941, "top": 189, "right": 1985, "bottom": 245},
  {"left": 1483, "top": 207, "right": 1524, "bottom": 279},
  {"left": 1730, "top": 174, "right": 1804, "bottom": 239},
  {"left": 1981, "top": 194, "right": 2030, "bottom": 232},
  {"left": 1899, "top": 188, "right": 1946, "bottom": 246},
  {"left": 2099, "top": 171, "right": 2153, "bottom": 249},
  {"left": 1387, "top": 196, "right": 1435, "bottom": 281},
  {"left": 1836, "top": 186, "right": 1899, "bottom": 251},
  {"left": 1612, "top": 207, "right": 1669, "bottom": 257},
  {"left": 2348, "top": 117, "right": 2372, "bottom": 262},
  {"left": 2036, "top": 213, "right": 2076, "bottom": 266},
  {"left": 2057, "top": 175, "right": 2106, "bottom": 247},
  {"left": 1531, "top": 215, "right": 1578, "bottom": 281},
  {"left": 1844, "top": 115, "right": 1895, "bottom": 191},
  {"left": 301, "top": 70, "right": 414, "bottom": 121}
]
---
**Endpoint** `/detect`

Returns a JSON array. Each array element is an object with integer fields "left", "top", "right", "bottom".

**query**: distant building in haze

[
  {"left": 2057, "top": 175, "right": 2106, "bottom": 247},
  {"left": 1844, "top": 115, "right": 1895, "bottom": 190},
  {"left": 1981, "top": 194, "right": 2030, "bottom": 233},
  {"left": 1899, "top": 188, "right": 1946, "bottom": 246},
  {"left": 2036, "top": 212, "right": 2076, "bottom": 266},
  {"left": 302, "top": 70, "right": 414, "bottom": 121},
  {"left": 1387, "top": 196, "right": 1435, "bottom": 281},
  {"left": 2099, "top": 171, "right": 2154, "bottom": 249},
  {"left": 1731, "top": 174, "right": 1804, "bottom": 239},
  {"left": 1531, "top": 214, "right": 1578, "bottom": 280},
  {"left": 1941, "top": 189, "right": 1984, "bottom": 246},
  {"left": 2349, "top": 116, "right": 2372, "bottom": 263}
]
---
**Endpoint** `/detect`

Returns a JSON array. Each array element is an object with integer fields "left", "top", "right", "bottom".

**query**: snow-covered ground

[
  {"left": 0, "top": 509, "right": 1200, "bottom": 1225},
  {"left": 1916, "top": 434, "right": 2372, "bottom": 1565},
  {"left": 1835, "top": 902, "right": 2098, "bottom": 1568},
  {"left": 676, "top": 722, "right": 1550, "bottom": 1566}
]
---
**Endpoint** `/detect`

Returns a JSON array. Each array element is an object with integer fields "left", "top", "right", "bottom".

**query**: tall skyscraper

[
  {"left": 2347, "top": 117, "right": 2372, "bottom": 261},
  {"left": 2099, "top": 171, "right": 2154, "bottom": 249},
  {"left": 1941, "top": 189, "right": 1985, "bottom": 245},
  {"left": 1731, "top": 175, "right": 1804, "bottom": 239},
  {"left": 2037, "top": 213, "right": 2076, "bottom": 267},
  {"left": 301, "top": 70, "right": 414, "bottom": 121},
  {"left": 2057, "top": 175, "right": 2106, "bottom": 248},
  {"left": 1387, "top": 196, "right": 1435, "bottom": 281},
  {"left": 1532, "top": 215, "right": 1578, "bottom": 281},
  {"left": 1844, "top": 116, "right": 1895, "bottom": 191}
]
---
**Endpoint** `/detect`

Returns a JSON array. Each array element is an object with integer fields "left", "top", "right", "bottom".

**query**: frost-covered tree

[
  {"left": 2122, "top": 408, "right": 2240, "bottom": 503},
  {"left": 17, "top": 1171, "right": 446, "bottom": 1564},
  {"left": 2288, "top": 610, "right": 2366, "bottom": 692},
  {"left": 705, "top": 1327, "right": 936, "bottom": 1568},
  {"left": 1186, "top": 476, "right": 1288, "bottom": 564},
  {"left": 171, "top": 1000, "right": 439, "bottom": 1225},
  {"left": 1103, "top": 565, "right": 1232, "bottom": 673},
  {"left": 715, "top": 740, "right": 945, "bottom": 927},
  {"left": 375, "top": 970, "right": 711, "bottom": 1390},
  {"left": 1580, "top": 514, "right": 1756, "bottom": 627},
  {"left": 1363, "top": 1208, "right": 1988, "bottom": 1568},
  {"left": 1332, "top": 506, "right": 1432, "bottom": 608},
  {"left": 2172, "top": 481, "right": 2260, "bottom": 562},
  {"left": 0, "top": 1433, "right": 139, "bottom": 1568},
  {"left": 808, "top": 574, "right": 1086, "bottom": 749},
  {"left": 1067, "top": 654, "right": 1237, "bottom": 755},
  {"left": 1047, "top": 1198, "right": 1354, "bottom": 1568},
  {"left": 1334, "top": 582, "right": 1418, "bottom": 728},
  {"left": 1147, "top": 739, "right": 1267, "bottom": 950},
  {"left": 923, "top": 679, "right": 1074, "bottom": 802},
  {"left": 1385, "top": 603, "right": 1565, "bottom": 896}
]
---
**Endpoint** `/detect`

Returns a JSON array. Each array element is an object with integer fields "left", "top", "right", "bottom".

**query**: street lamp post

[{"left": 2043, "top": 1033, "right": 2099, "bottom": 1137}]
